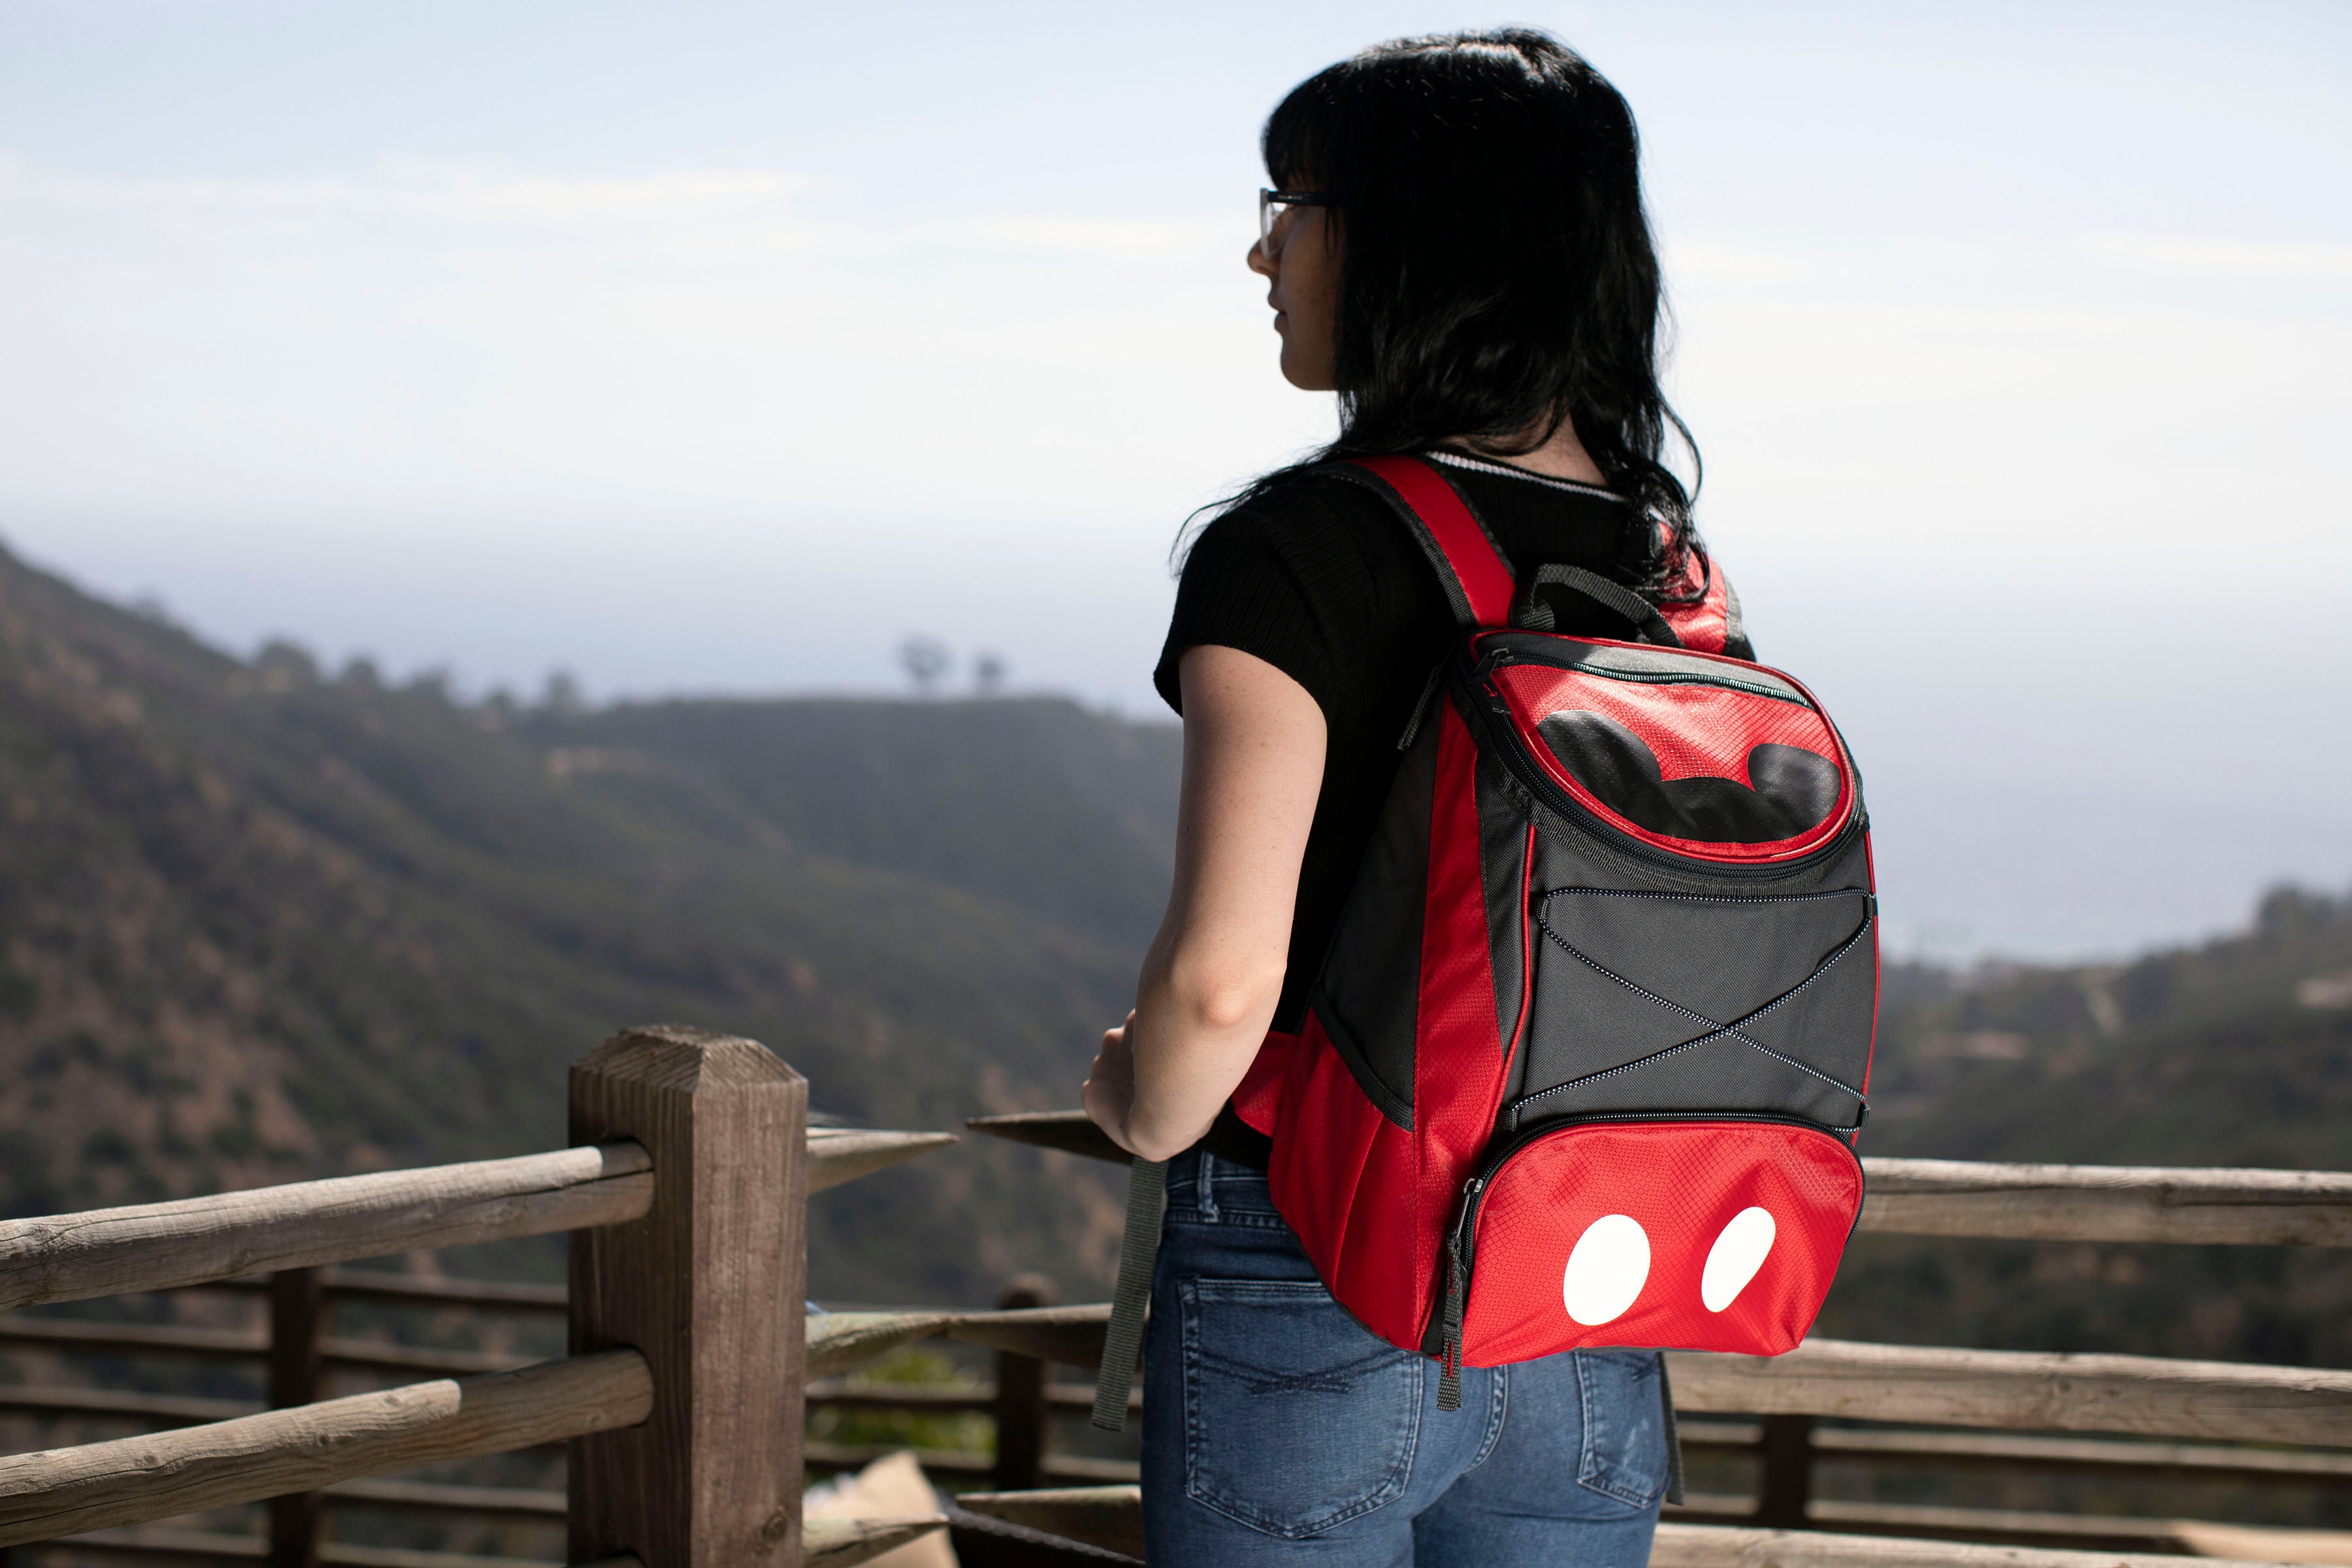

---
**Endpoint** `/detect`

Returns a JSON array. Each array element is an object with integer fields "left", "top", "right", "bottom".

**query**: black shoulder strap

[{"left": 1314, "top": 455, "right": 1516, "bottom": 629}]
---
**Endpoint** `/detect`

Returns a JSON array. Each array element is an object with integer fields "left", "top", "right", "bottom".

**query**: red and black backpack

[{"left": 1217, "top": 455, "right": 1879, "bottom": 1405}]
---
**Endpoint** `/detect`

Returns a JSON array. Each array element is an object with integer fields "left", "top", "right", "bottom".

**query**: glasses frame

[{"left": 1260, "top": 188, "right": 1337, "bottom": 249}]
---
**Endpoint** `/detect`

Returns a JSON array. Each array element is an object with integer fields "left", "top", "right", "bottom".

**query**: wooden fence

[{"left": 0, "top": 1034, "right": 2346, "bottom": 1567}]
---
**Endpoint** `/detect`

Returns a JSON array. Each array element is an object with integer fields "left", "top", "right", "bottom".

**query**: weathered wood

[
  {"left": 319, "top": 1339, "right": 533, "bottom": 1379},
  {"left": 802, "top": 1514, "right": 950, "bottom": 1568},
  {"left": 1859, "top": 1158, "right": 2352, "bottom": 1247},
  {"left": 945, "top": 1305, "right": 1111, "bottom": 1371},
  {"left": 964, "top": 1113, "right": 1124, "bottom": 1166},
  {"left": 0, "top": 1318, "right": 264, "bottom": 1358},
  {"left": 844, "top": 1310, "right": 2352, "bottom": 1446},
  {"left": 803, "top": 1442, "right": 1136, "bottom": 1486},
  {"left": 24, "top": 1530, "right": 561, "bottom": 1568},
  {"left": 953, "top": 1487, "right": 1144, "bottom": 1561},
  {"left": 320, "top": 1271, "right": 566, "bottom": 1313},
  {"left": 1646, "top": 1522, "right": 2302, "bottom": 1567},
  {"left": 0, "top": 1386, "right": 259, "bottom": 1426},
  {"left": 967, "top": 1114, "right": 2352, "bottom": 1248},
  {"left": 321, "top": 1476, "right": 566, "bottom": 1518},
  {"left": 268, "top": 1267, "right": 323, "bottom": 1568},
  {"left": 1755, "top": 1414, "right": 1812, "bottom": 1529},
  {"left": 0, "top": 1145, "right": 652, "bottom": 1313},
  {"left": 1810, "top": 1426, "right": 2352, "bottom": 1482},
  {"left": 806, "top": 1313, "right": 961, "bottom": 1380},
  {"left": 992, "top": 1277, "right": 1056, "bottom": 1491},
  {"left": 568, "top": 1026, "right": 807, "bottom": 1568},
  {"left": 0, "top": 1350, "right": 650, "bottom": 1546},
  {"left": 804, "top": 1381, "right": 994, "bottom": 1412},
  {"left": 806, "top": 1130, "right": 958, "bottom": 1195},
  {"left": 1667, "top": 1337, "right": 2352, "bottom": 1446}
]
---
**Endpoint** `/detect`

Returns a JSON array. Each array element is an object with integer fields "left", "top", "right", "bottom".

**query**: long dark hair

[{"left": 1246, "top": 29, "right": 1700, "bottom": 593}]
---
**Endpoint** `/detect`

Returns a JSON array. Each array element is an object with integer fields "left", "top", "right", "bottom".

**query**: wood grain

[
  {"left": 0, "top": 1350, "right": 650, "bottom": 1547},
  {"left": 1667, "top": 1337, "right": 2352, "bottom": 1446},
  {"left": 1647, "top": 1522, "right": 2301, "bottom": 1567},
  {"left": 802, "top": 1515, "right": 950, "bottom": 1568},
  {"left": 567, "top": 1025, "right": 807, "bottom": 1568},
  {"left": 0, "top": 1144, "right": 652, "bottom": 1312},
  {"left": 953, "top": 1486, "right": 1144, "bottom": 1561},
  {"left": 806, "top": 1130, "right": 958, "bottom": 1195},
  {"left": 1859, "top": 1158, "right": 2352, "bottom": 1247},
  {"left": 964, "top": 1113, "right": 1124, "bottom": 1166}
]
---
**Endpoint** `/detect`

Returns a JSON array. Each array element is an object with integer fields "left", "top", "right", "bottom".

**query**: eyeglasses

[{"left": 1260, "top": 188, "right": 1336, "bottom": 248}]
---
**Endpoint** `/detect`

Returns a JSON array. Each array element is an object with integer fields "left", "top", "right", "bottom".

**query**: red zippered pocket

[
  {"left": 1472, "top": 633, "right": 1857, "bottom": 866},
  {"left": 1445, "top": 1117, "right": 1863, "bottom": 1366}
]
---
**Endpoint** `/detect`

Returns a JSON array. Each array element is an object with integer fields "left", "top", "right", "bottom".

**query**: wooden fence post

[
  {"left": 1755, "top": 1413, "right": 1814, "bottom": 1529},
  {"left": 566, "top": 1026, "right": 808, "bottom": 1568},
  {"left": 267, "top": 1267, "right": 323, "bottom": 1568},
  {"left": 991, "top": 1275, "right": 1057, "bottom": 1491}
]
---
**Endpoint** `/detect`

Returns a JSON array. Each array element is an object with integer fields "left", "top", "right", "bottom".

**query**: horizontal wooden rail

[
  {"left": 804, "top": 1514, "right": 951, "bottom": 1568},
  {"left": 822, "top": 1302, "right": 2352, "bottom": 1448},
  {"left": 804, "top": 1439, "right": 1137, "bottom": 1486},
  {"left": 0, "top": 1145, "right": 653, "bottom": 1313},
  {"left": 1646, "top": 1521, "right": 2304, "bottom": 1567},
  {"left": 320, "top": 1269, "right": 566, "bottom": 1313},
  {"left": 1669, "top": 1337, "right": 2352, "bottom": 1447},
  {"left": 1860, "top": 1158, "right": 2352, "bottom": 1246},
  {"left": 321, "top": 1475, "right": 566, "bottom": 1519},
  {"left": 0, "top": 1318, "right": 263, "bottom": 1359},
  {"left": 805, "top": 1303, "right": 1113, "bottom": 1378},
  {"left": 806, "top": 1128, "right": 958, "bottom": 1195},
  {"left": 1808, "top": 1426, "right": 2352, "bottom": 1484},
  {"left": 0, "top": 1385, "right": 259, "bottom": 1426},
  {"left": 43, "top": 1527, "right": 555, "bottom": 1568},
  {"left": 0, "top": 1316, "right": 535, "bottom": 1379},
  {"left": 953, "top": 1484, "right": 2316, "bottom": 1567},
  {"left": 968, "top": 1111, "right": 2352, "bottom": 1248},
  {"left": 0, "top": 1350, "right": 651, "bottom": 1546}
]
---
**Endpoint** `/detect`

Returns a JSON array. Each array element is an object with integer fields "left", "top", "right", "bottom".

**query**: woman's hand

[{"left": 1083, "top": 1012, "right": 1141, "bottom": 1155}]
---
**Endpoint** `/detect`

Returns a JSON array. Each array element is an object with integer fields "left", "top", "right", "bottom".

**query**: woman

[{"left": 1083, "top": 30, "right": 1693, "bottom": 1565}]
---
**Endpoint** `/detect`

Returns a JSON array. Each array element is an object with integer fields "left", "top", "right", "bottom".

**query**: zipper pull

[{"left": 1437, "top": 1176, "right": 1483, "bottom": 1413}]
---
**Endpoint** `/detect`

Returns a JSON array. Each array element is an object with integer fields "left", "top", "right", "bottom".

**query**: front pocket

[
  {"left": 1179, "top": 1278, "right": 1422, "bottom": 1538},
  {"left": 1457, "top": 1119, "right": 1863, "bottom": 1363},
  {"left": 1513, "top": 886, "right": 1876, "bottom": 1130}
]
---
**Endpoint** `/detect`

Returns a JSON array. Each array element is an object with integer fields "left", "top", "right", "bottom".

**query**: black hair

[{"left": 1246, "top": 29, "right": 1701, "bottom": 594}]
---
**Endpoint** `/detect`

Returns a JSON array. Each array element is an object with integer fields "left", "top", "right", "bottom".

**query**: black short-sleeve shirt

[{"left": 1153, "top": 453, "right": 1674, "bottom": 1158}]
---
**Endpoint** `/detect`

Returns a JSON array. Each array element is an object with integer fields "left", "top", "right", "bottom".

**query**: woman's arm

[{"left": 1083, "top": 644, "right": 1326, "bottom": 1160}]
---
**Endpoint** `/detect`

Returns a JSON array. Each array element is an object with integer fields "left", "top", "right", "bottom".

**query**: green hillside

[
  {"left": 1820, "top": 889, "right": 2352, "bottom": 1367},
  {"left": 0, "top": 540, "right": 1171, "bottom": 1302}
]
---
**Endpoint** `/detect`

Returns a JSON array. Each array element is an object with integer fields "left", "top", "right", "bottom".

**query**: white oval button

[
  {"left": 1561, "top": 1214, "right": 1651, "bottom": 1326},
  {"left": 1700, "top": 1207, "right": 1777, "bottom": 1313}
]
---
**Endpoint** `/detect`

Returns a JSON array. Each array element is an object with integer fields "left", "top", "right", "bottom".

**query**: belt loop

[{"left": 1196, "top": 1151, "right": 1221, "bottom": 1223}]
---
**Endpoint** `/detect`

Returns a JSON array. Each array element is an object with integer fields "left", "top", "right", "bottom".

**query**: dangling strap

[
  {"left": 1321, "top": 456, "right": 1517, "bottom": 629},
  {"left": 1090, "top": 1155, "right": 1165, "bottom": 1432}
]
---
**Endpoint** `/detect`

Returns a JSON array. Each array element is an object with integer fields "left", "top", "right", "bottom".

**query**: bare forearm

[
  {"left": 1082, "top": 645, "right": 1325, "bottom": 1162},
  {"left": 1120, "top": 933, "right": 1286, "bottom": 1160}
]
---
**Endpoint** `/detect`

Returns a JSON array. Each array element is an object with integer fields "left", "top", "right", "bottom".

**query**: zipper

[
  {"left": 1458, "top": 647, "right": 1861, "bottom": 881},
  {"left": 1429, "top": 1109, "right": 1865, "bottom": 1399}
]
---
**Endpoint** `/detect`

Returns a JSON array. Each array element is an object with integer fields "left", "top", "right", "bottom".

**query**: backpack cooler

[{"left": 1218, "top": 456, "right": 1880, "bottom": 1409}]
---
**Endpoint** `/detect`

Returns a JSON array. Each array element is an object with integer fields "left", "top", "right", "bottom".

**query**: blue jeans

[{"left": 1142, "top": 1149, "right": 1669, "bottom": 1567}]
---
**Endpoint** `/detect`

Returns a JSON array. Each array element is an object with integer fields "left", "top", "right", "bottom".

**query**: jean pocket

[
  {"left": 1575, "top": 1348, "right": 1670, "bottom": 1507},
  {"left": 1179, "top": 1277, "right": 1422, "bottom": 1538}
]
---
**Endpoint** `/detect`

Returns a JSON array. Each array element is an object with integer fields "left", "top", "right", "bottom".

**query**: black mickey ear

[
  {"left": 1744, "top": 745, "right": 1842, "bottom": 839},
  {"left": 1535, "top": 712, "right": 1842, "bottom": 845}
]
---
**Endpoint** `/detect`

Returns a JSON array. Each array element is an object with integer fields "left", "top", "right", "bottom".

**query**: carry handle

[{"left": 1510, "top": 563, "right": 1684, "bottom": 648}]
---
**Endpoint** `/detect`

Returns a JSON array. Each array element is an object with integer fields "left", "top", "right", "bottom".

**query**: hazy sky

[{"left": 3, "top": 1, "right": 2347, "bottom": 960}]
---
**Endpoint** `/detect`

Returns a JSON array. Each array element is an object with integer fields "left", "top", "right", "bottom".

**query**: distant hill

[
  {"left": 0, "top": 540, "right": 1175, "bottom": 1302},
  {"left": 1820, "top": 889, "right": 2352, "bottom": 1368},
  {"left": 4, "top": 536, "right": 2348, "bottom": 1360}
]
